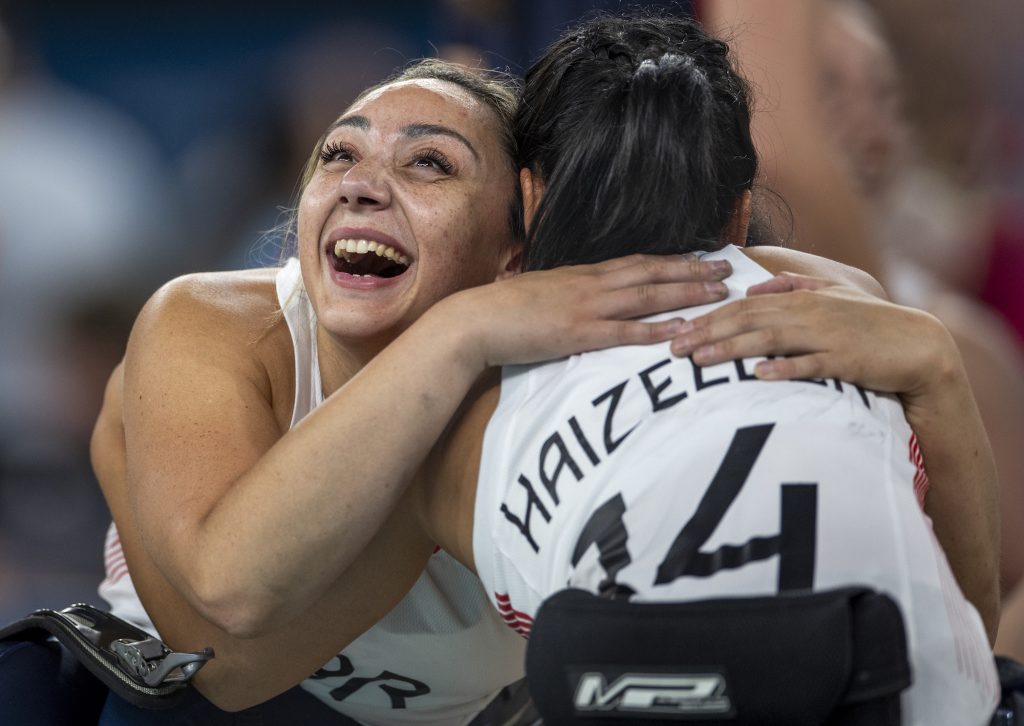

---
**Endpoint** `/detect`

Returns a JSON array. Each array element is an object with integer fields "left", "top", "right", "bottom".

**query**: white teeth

[{"left": 333, "top": 239, "right": 411, "bottom": 267}]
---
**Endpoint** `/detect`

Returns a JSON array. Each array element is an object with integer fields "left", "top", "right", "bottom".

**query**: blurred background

[{"left": 1, "top": 0, "right": 1022, "bottom": 641}]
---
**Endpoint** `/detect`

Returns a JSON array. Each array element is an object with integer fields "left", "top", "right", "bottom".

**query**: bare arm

[
  {"left": 122, "top": 256, "right": 728, "bottom": 639},
  {"left": 93, "top": 363, "right": 434, "bottom": 711},
  {"left": 669, "top": 248, "right": 1000, "bottom": 640}
]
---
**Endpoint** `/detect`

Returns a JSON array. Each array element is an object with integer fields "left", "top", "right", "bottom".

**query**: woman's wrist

[
  {"left": 898, "top": 313, "right": 967, "bottom": 413},
  {"left": 418, "top": 290, "right": 492, "bottom": 380}
]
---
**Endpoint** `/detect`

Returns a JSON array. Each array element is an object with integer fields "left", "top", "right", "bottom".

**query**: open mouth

[{"left": 329, "top": 239, "right": 411, "bottom": 279}]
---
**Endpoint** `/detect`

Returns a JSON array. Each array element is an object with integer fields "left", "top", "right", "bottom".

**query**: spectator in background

[
  {"left": 701, "top": 0, "right": 886, "bottom": 283},
  {"left": 863, "top": 0, "right": 1023, "bottom": 300},
  {"left": 815, "top": 0, "right": 1024, "bottom": 599},
  {"left": 862, "top": 0, "right": 1024, "bottom": 354}
]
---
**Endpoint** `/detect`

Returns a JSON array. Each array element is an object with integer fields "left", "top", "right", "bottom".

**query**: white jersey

[
  {"left": 474, "top": 245, "right": 998, "bottom": 726},
  {"left": 100, "top": 258, "right": 525, "bottom": 726}
]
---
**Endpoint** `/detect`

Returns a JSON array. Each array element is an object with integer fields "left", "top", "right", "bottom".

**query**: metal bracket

[{"left": 112, "top": 637, "right": 214, "bottom": 687}]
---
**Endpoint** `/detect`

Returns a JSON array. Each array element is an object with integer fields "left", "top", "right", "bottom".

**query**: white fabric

[
  {"left": 474, "top": 244, "right": 998, "bottom": 726},
  {"left": 100, "top": 258, "right": 525, "bottom": 725}
]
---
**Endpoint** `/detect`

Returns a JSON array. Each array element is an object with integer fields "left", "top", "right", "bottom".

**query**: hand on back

[
  {"left": 441, "top": 253, "right": 733, "bottom": 370},
  {"left": 669, "top": 272, "right": 959, "bottom": 402}
]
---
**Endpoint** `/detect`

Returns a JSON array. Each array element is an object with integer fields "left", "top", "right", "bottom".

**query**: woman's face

[
  {"left": 819, "top": 5, "right": 910, "bottom": 202},
  {"left": 297, "top": 78, "right": 518, "bottom": 343}
]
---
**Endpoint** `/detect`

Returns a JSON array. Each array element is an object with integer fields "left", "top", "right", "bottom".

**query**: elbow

[
  {"left": 199, "top": 599, "right": 276, "bottom": 641},
  {"left": 203, "top": 606, "right": 273, "bottom": 641},
  {"left": 190, "top": 572, "right": 279, "bottom": 640}
]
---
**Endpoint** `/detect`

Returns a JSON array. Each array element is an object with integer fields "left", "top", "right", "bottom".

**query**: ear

[
  {"left": 495, "top": 242, "right": 523, "bottom": 280},
  {"left": 520, "top": 167, "right": 545, "bottom": 232},
  {"left": 722, "top": 190, "right": 752, "bottom": 247}
]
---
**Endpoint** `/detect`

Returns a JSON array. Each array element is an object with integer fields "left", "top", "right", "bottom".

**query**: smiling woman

[
  {"left": 88, "top": 58, "right": 735, "bottom": 724},
  {"left": 294, "top": 69, "right": 526, "bottom": 347}
]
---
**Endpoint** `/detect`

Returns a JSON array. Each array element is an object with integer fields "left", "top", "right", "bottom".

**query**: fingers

[
  {"left": 561, "top": 317, "right": 689, "bottom": 356},
  {"left": 754, "top": 353, "right": 832, "bottom": 381},
  {"left": 678, "top": 327, "right": 818, "bottom": 367},
  {"left": 605, "top": 280, "right": 730, "bottom": 319},
  {"left": 599, "top": 254, "right": 733, "bottom": 286},
  {"left": 669, "top": 296, "right": 790, "bottom": 358},
  {"left": 610, "top": 317, "right": 689, "bottom": 348},
  {"left": 746, "top": 272, "right": 829, "bottom": 297}
]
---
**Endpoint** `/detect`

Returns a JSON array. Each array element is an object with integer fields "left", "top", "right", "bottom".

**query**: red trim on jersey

[
  {"left": 105, "top": 563, "right": 129, "bottom": 585},
  {"left": 103, "top": 532, "right": 129, "bottom": 585},
  {"left": 909, "top": 433, "right": 931, "bottom": 509},
  {"left": 494, "top": 592, "right": 533, "bottom": 638}
]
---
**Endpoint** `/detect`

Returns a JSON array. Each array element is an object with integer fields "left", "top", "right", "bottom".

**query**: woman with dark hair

[
  {"left": 82, "top": 14, "right": 997, "bottom": 726},
  {"left": 515, "top": 15, "right": 761, "bottom": 270},
  {"left": 404, "top": 16, "right": 992, "bottom": 724}
]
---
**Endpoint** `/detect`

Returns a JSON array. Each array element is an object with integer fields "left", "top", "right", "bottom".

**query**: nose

[{"left": 338, "top": 163, "right": 392, "bottom": 210}]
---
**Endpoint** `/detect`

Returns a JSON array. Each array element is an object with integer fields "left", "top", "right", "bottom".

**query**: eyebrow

[
  {"left": 401, "top": 123, "right": 479, "bottom": 161},
  {"left": 324, "top": 116, "right": 480, "bottom": 161},
  {"left": 327, "top": 115, "right": 370, "bottom": 133}
]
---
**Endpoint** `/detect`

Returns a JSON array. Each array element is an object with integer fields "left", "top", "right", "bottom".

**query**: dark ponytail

[{"left": 516, "top": 14, "right": 759, "bottom": 271}]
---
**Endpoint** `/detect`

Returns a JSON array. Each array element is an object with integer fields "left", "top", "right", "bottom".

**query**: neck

[{"left": 315, "top": 325, "right": 400, "bottom": 398}]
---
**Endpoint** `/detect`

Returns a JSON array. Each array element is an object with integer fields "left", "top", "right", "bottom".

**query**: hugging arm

[
  {"left": 100, "top": 256, "right": 728, "bottom": 707},
  {"left": 121, "top": 257, "right": 723, "bottom": 637},
  {"left": 95, "top": 366, "right": 437, "bottom": 712},
  {"left": 670, "top": 248, "right": 1000, "bottom": 641}
]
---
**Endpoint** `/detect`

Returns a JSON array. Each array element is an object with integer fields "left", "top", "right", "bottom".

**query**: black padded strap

[
  {"left": 525, "top": 586, "right": 910, "bottom": 725},
  {"left": 0, "top": 604, "right": 212, "bottom": 710}
]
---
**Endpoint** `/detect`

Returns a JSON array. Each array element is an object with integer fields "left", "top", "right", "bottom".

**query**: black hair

[{"left": 516, "top": 13, "right": 761, "bottom": 271}]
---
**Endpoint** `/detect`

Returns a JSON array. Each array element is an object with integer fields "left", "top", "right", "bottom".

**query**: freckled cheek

[
  {"left": 295, "top": 211, "right": 319, "bottom": 259},
  {"left": 296, "top": 187, "right": 334, "bottom": 251},
  {"left": 416, "top": 199, "right": 473, "bottom": 255}
]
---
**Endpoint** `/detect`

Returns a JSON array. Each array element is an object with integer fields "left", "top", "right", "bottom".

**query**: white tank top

[
  {"left": 473, "top": 245, "right": 998, "bottom": 726},
  {"left": 100, "top": 258, "right": 525, "bottom": 725}
]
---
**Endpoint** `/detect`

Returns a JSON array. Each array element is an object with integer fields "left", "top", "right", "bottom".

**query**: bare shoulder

[
  {"left": 133, "top": 268, "right": 288, "bottom": 360},
  {"left": 126, "top": 267, "right": 294, "bottom": 415},
  {"left": 742, "top": 245, "right": 887, "bottom": 298},
  {"left": 140, "top": 268, "right": 282, "bottom": 334}
]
